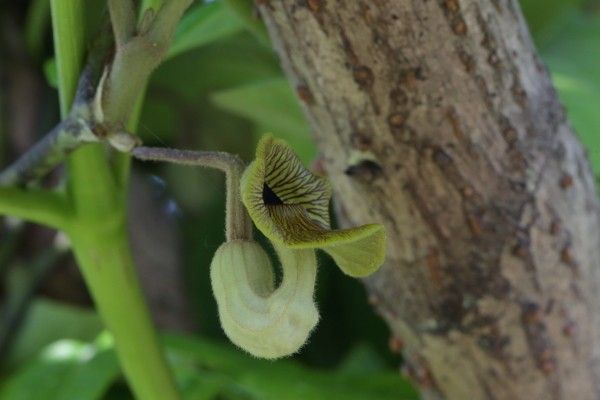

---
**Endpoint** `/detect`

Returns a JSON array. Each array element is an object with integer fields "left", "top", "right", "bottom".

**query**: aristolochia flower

[
  {"left": 208, "top": 135, "right": 386, "bottom": 359},
  {"left": 241, "top": 135, "right": 386, "bottom": 277},
  {"left": 131, "top": 137, "right": 385, "bottom": 360}
]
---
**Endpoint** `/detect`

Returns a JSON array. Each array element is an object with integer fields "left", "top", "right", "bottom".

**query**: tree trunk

[{"left": 258, "top": 1, "right": 600, "bottom": 399}]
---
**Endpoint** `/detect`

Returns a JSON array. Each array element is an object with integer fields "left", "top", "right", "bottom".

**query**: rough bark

[{"left": 258, "top": 1, "right": 600, "bottom": 399}]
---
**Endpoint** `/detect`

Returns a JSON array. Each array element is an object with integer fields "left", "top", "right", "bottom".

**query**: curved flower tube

[
  {"left": 241, "top": 135, "right": 386, "bottom": 277},
  {"left": 210, "top": 240, "right": 319, "bottom": 359}
]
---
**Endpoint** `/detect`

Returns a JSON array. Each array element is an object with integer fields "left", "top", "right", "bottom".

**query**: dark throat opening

[{"left": 262, "top": 183, "right": 284, "bottom": 205}]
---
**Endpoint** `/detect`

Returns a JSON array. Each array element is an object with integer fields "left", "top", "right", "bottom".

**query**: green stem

[
  {"left": 114, "top": 85, "right": 146, "bottom": 195},
  {"left": 0, "top": 187, "right": 68, "bottom": 229},
  {"left": 140, "top": 0, "right": 164, "bottom": 17},
  {"left": 0, "top": 115, "right": 97, "bottom": 187},
  {"left": 67, "top": 222, "right": 180, "bottom": 400},
  {"left": 109, "top": 0, "right": 189, "bottom": 195},
  {"left": 51, "top": 1, "right": 179, "bottom": 399},
  {"left": 113, "top": 0, "right": 154, "bottom": 193},
  {"left": 49, "top": 0, "right": 84, "bottom": 116}
]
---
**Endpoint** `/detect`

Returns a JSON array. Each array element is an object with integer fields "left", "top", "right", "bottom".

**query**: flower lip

[
  {"left": 241, "top": 135, "right": 386, "bottom": 277},
  {"left": 260, "top": 137, "right": 331, "bottom": 228},
  {"left": 242, "top": 135, "right": 331, "bottom": 237}
]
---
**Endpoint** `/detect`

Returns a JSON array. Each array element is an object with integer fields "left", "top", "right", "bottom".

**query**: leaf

[
  {"left": 150, "top": 33, "right": 281, "bottom": 102},
  {"left": 3, "top": 332, "right": 417, "bottom": 400},
  {"left": 222, "top": 0, "right": 270, "bottom": 46},
  {"left": 49, "top": 334, "right": 120, "bottom": 400},
  {"left": 167, "top": 349, "right": 252, "bottom": 400},
  {"left": 211, "top": 78, "right": 315, "bottom": 162},
  {"left": 168, "top": 1, "right": 245, "bottom": 60},
  {"left": 0, "top": 334, "right": 120, "bottom": 400},
  {"left": 44, "top": 58, "right": 58, "bottom": 88},
  {"left": 211, "top": 78, "right": 307, "bottom": 138},
  {"left": 164, "top": 334, "right": 419, "bottom": 400},
  {"left": 520, "top": 0, "right": 585, "bottom": 42},
  {"left": 146, "top": 32, "right": 282, "bottom": 150},
  {"left": 337, "top": 343, "right": 388, "bottom": 375},
  {"left": 541, "top": 15, "right": 600, "bottom": 173},
  {"left": 4, "top": 299, "right": 103, "bottom": 370}
]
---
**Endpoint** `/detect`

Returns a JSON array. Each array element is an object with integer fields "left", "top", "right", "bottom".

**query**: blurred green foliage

[
  {"left": 1, "top": 331, "right": 119, "bottom": 400},
  {"left": 1, "top": 328, "right": 419, "bottom": 400},
  {"left": 4, "top": 299, "right": 102, "bottom": 371},
  {"left": 522, "top": 0, "right": 600, "bottom": 172},
  {"left": 1, "top": 0, "right": 599, "bottom": 399},
  {"left": 540, "top": 14, "right": 600, "bottom": 173},
  {"left": 520, "top": 0, "right": 586, "bottom": 42}
]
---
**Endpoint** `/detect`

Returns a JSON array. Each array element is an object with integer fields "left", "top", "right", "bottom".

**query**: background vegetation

[{"left": 0, "top": 0, "right": 598, "bottom": 398}]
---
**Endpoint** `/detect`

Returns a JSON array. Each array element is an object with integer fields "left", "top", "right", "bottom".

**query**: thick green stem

[
  {"left": 67, "top": 221, "right": 179, "bottom": 400},
  {"left": 109, "top": 0, "right": 190, "bottom": 196},
  {"left": 51, "top": 1, "right": 179, "bottom": 399},
  {"left": 106, "top": 0, "right": 192, "bottom": 124}
]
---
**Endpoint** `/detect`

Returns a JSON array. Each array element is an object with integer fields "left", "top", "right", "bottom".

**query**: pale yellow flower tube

[{"left": 210, "top": 240, "right": 319, "bottom": 359}]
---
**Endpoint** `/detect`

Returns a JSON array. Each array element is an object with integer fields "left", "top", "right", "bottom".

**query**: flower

[{"left": 241, "top": 135, "right": 386, "bottom": 277}]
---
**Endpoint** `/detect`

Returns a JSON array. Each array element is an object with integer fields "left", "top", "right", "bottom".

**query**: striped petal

[{"left": 241, "top": 135, "right": 386, "bottom": 277}]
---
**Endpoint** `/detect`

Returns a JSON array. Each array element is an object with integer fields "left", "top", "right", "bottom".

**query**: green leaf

[
  {"left": 167, "top": 349, "right": 251, "bottom": 400},
  {"left": 541, "top": 15, "right": 600, "bottom": 173},
  {"left": 0, "top": 334, "right": 120, "bottom": 400},
  {"left": 155, "top": 33, "right": 280, "bottom": 100},
  {"left": 520, "top": 0, "right": 584, "bottom": 42},
  {"left": 211, "top": 78, "right": 315, "bottom": 162},
  {"left": 168, "top": 1, "right": 245, "bottom": 60},
  {"left": 337, "top": 343, "right": 388, "bottom": 375},
  {"left": 44, "top": 58, "right": 58, "bottom": 88},
  {"left": 3, "top": 332, "right": 418, "bottom": 400},
  {"left": 4, "top": 299, "right": 103, "bottom": 370},
  {"left": 164, "top": 334, "right": 419, "bottom": 400},
  {"left": 24, "top": 0, "right": 51, "bottom": 61},
  {"left": 222, "top": 0, "right": 270, "bottom": 46}
]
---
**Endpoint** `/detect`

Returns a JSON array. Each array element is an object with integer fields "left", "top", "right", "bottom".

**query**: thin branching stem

[
  {"left": 0, "top": 113, "right": 96, "bottom": 187},
  {"left": 0, "top": 0, "right": 192, "bottom": 189},
  {"left": 132, "top": 146, "right": 253, "bottom": 241},
  {"left": 0, "top": 187, "right": 69, "bottom": 229}
]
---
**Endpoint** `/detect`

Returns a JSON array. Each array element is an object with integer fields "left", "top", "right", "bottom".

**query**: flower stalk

[{"left": 131, "top": 146, "right": 253, "bottom": 241}]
